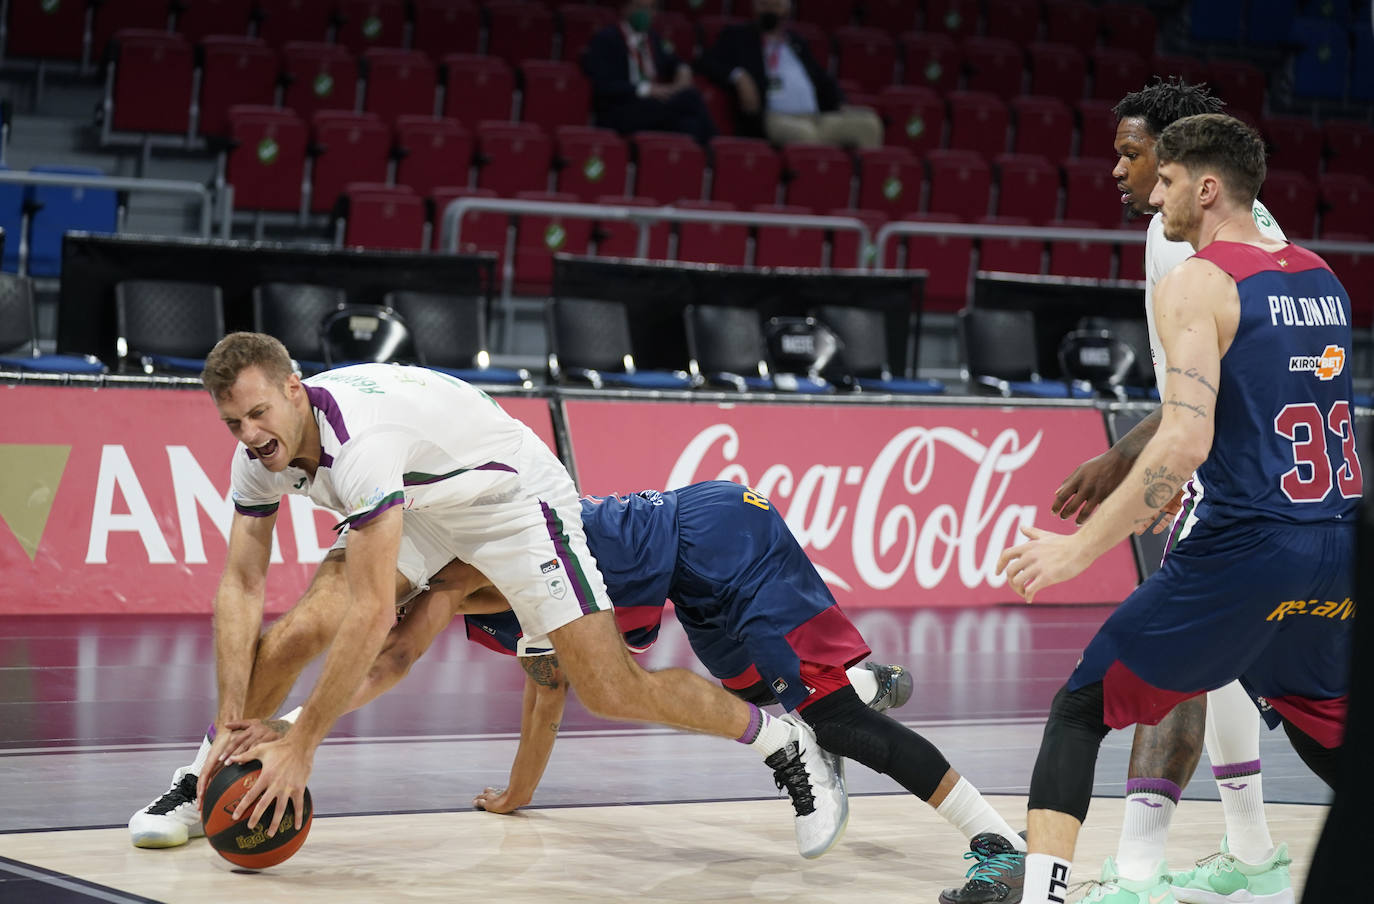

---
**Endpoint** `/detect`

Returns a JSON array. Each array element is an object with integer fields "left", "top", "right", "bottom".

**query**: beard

[{"left": 1160, "top": 204, "right": 1198, "bottom": 244}]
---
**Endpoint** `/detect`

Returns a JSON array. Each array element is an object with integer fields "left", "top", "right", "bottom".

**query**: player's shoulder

[{"left": 1154, "top": 254, "right": 1236, "bottom": 309}]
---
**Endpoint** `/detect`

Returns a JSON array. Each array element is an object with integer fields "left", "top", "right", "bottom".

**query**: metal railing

[{"left": 439, "top": 196, "right": 873, "bottom": 299}]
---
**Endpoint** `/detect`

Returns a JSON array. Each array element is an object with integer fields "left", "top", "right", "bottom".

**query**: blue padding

[
  {"left": 0, "top": 166, "right": 23, "bottom": 272},
  {"left": 602, "top": 371, "right": 693, "bottom": 390},
  {"left": 0, "top": 353, "right": 107, "bottom": 374},
  {"left": 1291, "top": 18, "right": 1350, "bottom": 99},
  {"left": 1190, "top": 0, "right": 1245, "bottom": 42},
  {"left": 1355, "top": 394, "right": 1373, "bottom": 409},
  {"left": 1123, "top": 385, "right": 1160, "bottom": 401},
  {"left": 26, "top": 165, "right": 118, "bottom": 277},
  {"left": 1005, "top": 380, "right": 1092, "bottom": 399},
  {"left": 145, "top": 354, "right": 207, "bottom": 373},
  {"left": 856, "top": 377, "right": 946, "bottom": 395},
  {"left": 429, "top": 366, "right": 528, "bottom": 385},
  {"left": 742, "top": 375, "right": 774, "bottom": 390}
]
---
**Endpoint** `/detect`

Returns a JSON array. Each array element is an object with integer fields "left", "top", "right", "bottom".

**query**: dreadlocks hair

[
  {"left": 1113, "top": 77, "right": 1226, "bottom": 138},
  {"left": 1157, "top": 113, "right": 1267, "bottom": 207}
]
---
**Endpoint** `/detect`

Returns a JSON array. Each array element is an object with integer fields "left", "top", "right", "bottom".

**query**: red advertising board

[
  {"left": 563, "top": 399, "right": 1140, "bottom": 608},
  {"left": 0, "top": 385, "right": 556, "bottom": 615}
]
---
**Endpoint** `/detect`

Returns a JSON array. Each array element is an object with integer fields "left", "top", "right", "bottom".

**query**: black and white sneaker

[
  {"left": 129, "top": 766, "right": 202, "bottom": 849},
  {"left": 764, "top": 715, "right": 849, "bottom": 859}
]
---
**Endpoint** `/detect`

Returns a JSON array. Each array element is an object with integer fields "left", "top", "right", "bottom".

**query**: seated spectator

[
  {"left": 583, "top": 0, "right": 716, "bottom": 145},
  {"left": 700, "top": 0, "right": 881, "bottom": 148}
]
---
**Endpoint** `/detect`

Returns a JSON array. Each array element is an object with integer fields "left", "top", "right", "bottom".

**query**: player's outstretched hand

[
  {"left": 1134, "top": 487, "right": 1185, "bottom": 536},
  {"left": 996, "top": 525, "right": 1090, "bottom": 603},
  {"left": 473, "top": 786, "right": 527, "bottom": 814},
  {"left": 1052, "top": 450, "right": 1133, "bottom": 524}
]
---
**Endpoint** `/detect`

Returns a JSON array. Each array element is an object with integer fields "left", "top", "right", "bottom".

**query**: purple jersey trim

[
  {"left": 234, "top": 501, "right": 279, "bottom": 518},
  {"left": 333, "top": 491, "right": 405, "bottom": 531},
  {"left": 305, "top": 384, "right": 351, "bottom": 447},
  {"left": 540, "top": 501, "right": 596, "bottom": 615}
]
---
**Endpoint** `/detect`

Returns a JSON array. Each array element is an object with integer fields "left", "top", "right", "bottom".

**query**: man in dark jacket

[
  {"left": 582, "top": 0, "right": 716, "bottom": 145},
  {"left": 699, "top": 0, "right": 881, "bottom": 147}
]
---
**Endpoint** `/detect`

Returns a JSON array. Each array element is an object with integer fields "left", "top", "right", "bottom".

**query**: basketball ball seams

[{"left": 201, "top": 759, "right": 313, "bottom": 868}]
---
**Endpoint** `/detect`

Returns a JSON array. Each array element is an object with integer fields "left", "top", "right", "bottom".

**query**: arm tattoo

[
  {"left": 266, "top": 719, "right": 292, "bottom": 735},
  {"left": 1164, "top": 398, "right": 1208, "bottom": 419},
  {"left": 1142, "top": 465, "right": 1186, "bottom": 510},
  {"left": 1165, "top": 366, "right": 1218, "bottom": 397},
  {"left": 521, "top": 654, "right": 563, "bottom": 689}
]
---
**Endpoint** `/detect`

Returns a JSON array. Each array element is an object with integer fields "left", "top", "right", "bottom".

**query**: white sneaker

[
  {"left": 129, "top": 765, "right": 203, "bottom": 848},
  {"left": 763, "top": 714, "right": 848, "bottom": 859}
]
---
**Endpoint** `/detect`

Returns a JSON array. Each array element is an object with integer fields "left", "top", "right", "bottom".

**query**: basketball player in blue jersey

[
  {"left": 1000, "top": 113, "right": 1358, "bottom": 904},
  {"left": 1053, "top": 81, "right": 1295, "bottom": 904}
]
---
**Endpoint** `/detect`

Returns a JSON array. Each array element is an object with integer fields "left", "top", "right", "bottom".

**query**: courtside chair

[
  {"left": 547, "top": 297, "right": 691, "bottom": 390},
  {"left": 813, "top": 304, "right": 944, "bottom": 395},
  {"left": 958, "top": 306, "right": 1091, "bottom": 398},
  {"left": 318, "top": 304, "right": 420, "bottom": 368},
  {"left": 384, "top": 290, "right": 531, "bottom": 386},
  {"left": 684, "top": 304, "right": 832, "bottom": 394},
  {"left": 0, "top": 273, "right": 106, "bottom": 375},
  {"left": 252, "top": 282, "right": 347, "bottom": 374},
  {"left": 114, "top": 280, "right": 225, "bottom": 375}
]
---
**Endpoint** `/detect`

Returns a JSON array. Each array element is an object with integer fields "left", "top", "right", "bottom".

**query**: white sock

[
  {"left": 1205, "top": 682, "right": 1274, "bottom": 863},
  {"left": 738, "top": 704, "right": 794, "bottom": 757},
  {"left": 1116, "top": 778, "right": 1179, "bottom": 880},
  {"left": 279, "top": 706, "right": 303, "bottom": 725},
  {"left": 188, "top": 731, "right": 213, "bottom": 775},
  {"left": 936, "top": 777, "right": 1026, "bottom": 851},
  {"left": 1024, "top": 852, "right": 1074, "bottom": 904},
  {"left": 846, "top": 666, "right": 880, "bottom": 705}
]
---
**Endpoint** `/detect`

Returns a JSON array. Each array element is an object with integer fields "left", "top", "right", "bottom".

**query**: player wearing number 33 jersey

[{"left": 1071, "top": 231, "right": 1360, "bottom": 751}]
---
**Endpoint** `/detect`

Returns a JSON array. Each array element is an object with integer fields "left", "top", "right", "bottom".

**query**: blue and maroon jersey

[{"left": 1189, "top": 241, "right": 1362, "bottom": 528}]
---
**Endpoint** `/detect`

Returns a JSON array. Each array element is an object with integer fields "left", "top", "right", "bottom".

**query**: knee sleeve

[
  {"left": 804, "top": 687, "right": 951, "bottom": 801},
  {"left": 1027, "top": 681, "right": 1111, "bottom": 823},
  {"left": 1283, "top": 717, "right": 1342, "bottom": 791}
]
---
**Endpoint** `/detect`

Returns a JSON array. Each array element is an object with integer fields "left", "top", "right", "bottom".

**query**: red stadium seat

[
  {"left": 335, "top": 0, "right": 407, "bottom": 54},
  {"left": 994, "top": 153, "right": 1059, "bottom": 224},
  {"left": 341, "top": 183, "right": 425, "bottom": 250},
  {"left": 1324, "top": 120, "right": 1374, "bottom": 176},
  {"left": 984, "top": 0, "right": 1043, "bottom": 44},
  {"left": 413, "top": 0, "right": 481, "bottom": 58},
  {"left": 556, "top": 126, "right": 629, "bottom": 200},
  {"left": 1099, "top": 3, "right": 1157, "bottom": 58},
  {"left": 694, "top": 75, "right": 735, "bottom": 137},
  {"left": 475, "top": 121, "right": 553, "bottom": 196},
  {"left": 676, "top": 200, "right": 748, "bottom": 266},
  {"left": 836, "top": 27, "right": 897, "bottom": 95},
  {"left": 656, "top": 11, "right": 696, "bottom": 62},
  {"left": 1012, "top": 95, "right": 1074, "bottom": 161},
  {"left": 225, "top": 106, "right": 307, "bottom": 212},
  {"left": 782, "top": 144, "right": 853, "bottom": 213},
  {"left": 1061, "top": 157, "right": 1122, "bottom": 227},
  {"left": 1259, "top": 168, "right": 1318, "bottom": 239},
  {"left": 1263, "top": 116, "right": 1324, "bottom": 174},
  {"left": 1048, "top": 218, "right": 1112, "bottom": 278},
  {"left": 1206, "top": 59, "right": 1266, "bottom": 120},
  {"left": 789, "top": 21, "right": 833, "bottom": 71},
  {"left": 902, "top": 31, "right": 962, "bottom": 92},
  {"left": 961, "top": 37, "right": 1026, "bottom": 102},
  {"left": 925, "top": 0, "right": 979, "bottom": 39},
  {"left": 1044, "top": 0, "right": 1099, "bottom": 54},
  {"left": 1319, "top": 173, "right": 1374, "bottom": 238},
  {"left": 977, "top": 215, "right": 1043, "bottom": 275},
  {"left": 92, "top": 0, "right": 168, "bottom": 64},
  {"left": 905, "top": 213, "right": 973, "bottom": 312},
  {"left": 1029, "top": 42, "right": 1087, "bottom": 104},
  {"left": 794, "top": 0, "right": 855, "bottom": 31},
  {"left": 176, "top": 0, "right": 254, "bottom": 43},
  {"left": 857, "top": 147, "right": 922, "bottom": 220},
  {"left": 1320, "top": 233, "right": 1374, "bottom": 326},
  {"left": 592, "top": 194, "right": 670, "bottom": 260},
  {"left": 926, "top": 149, "right": 992, "bottom": 220},
  {"left": 521, "top": 60, "right": 591, "bottom": 131},
  {"left": 1151, "top": 54, "right": 1208, "bottom": 89},
  {"left": 827, "top": 207, "right": 889, "bottom": 269},
  {"left": 947, "top": 90, "right": 1010, "bottom": 159},
  {"left": 1075, "top": 99, "right": 1118, "bottom": 161},
  {"left": 109, "top": 31, "right": 194, "bottom": 135},
  {"left": 255, "top": 0, "right": 332, "bottom": 47},
  {"left": 310, "top": 111, "right": 391, "bottom": 213},
  {"left": 513, "top": 190, "right": 592, "bottom": 292},
  {"left": 1091, "top": 48, "right": 1147, "bottom": 103},
  {"left": 753, "top": 204, "right": 826, "bottom": 268},
  {"left": 486, "top": 0, "right": 556, "bottom": 67},
  {"left": 862, "top": 0, "right": 917, "bottom": 33},
  {"left": 198, "top": 36, "right": 278, "bottom": 137},
  {"left": 431, "top": 186, "right": 506, "bottom": 260},
  {"left": 8, "top": 0, "right": 87, "bottom": 60},
  {"left": 878, "top": 85, "right": 945, "bottom": 156},
  {"left": 395, "top": 116, "right": 473, "bottom": 199},
  {"left": 281, "top": 42, "right": 358, "bottom": 122},
  {"left": 363, "top": 48, "right": 438, "bottom": 124},
  {"left": 633, "top": 131, "right": 705, "bottom": 203},
  {"left": 443, "top": 54, "right": 516, "bottom": 126},
  {"left": 559, "top": 4, "right": 615, "bottom": 64},
  {"left": 709, "top": 137, "right": 781, "bottom": 208}
]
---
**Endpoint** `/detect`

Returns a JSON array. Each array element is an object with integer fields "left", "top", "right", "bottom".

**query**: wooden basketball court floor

[{"left": 1, "top": 606, "right": 1331, "bottom": 903}]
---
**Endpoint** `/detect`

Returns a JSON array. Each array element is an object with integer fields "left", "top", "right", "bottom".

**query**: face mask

[
  {"left": 627, "top": 8, "right": 653, "bottom": 32},
  {"left": 756, "top": 11, "right": 781, "bottom": 30}
]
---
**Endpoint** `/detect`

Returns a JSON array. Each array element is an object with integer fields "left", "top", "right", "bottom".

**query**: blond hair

[{"left": 201, "top": 332, "right": 295, "bottom": 398}]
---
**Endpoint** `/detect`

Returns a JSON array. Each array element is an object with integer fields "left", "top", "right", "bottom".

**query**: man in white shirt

[{"left": 1049, "top": 81, "right": 1295, "bottom": 904}]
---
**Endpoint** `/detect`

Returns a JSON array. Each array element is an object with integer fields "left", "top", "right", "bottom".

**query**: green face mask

[{"left": 627, "top": 8, "right": 653, "bottom": 32}]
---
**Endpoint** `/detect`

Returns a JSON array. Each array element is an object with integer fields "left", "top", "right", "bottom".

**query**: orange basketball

[{"left": 200, "top": 760, "right": 313, "bottom": 869}]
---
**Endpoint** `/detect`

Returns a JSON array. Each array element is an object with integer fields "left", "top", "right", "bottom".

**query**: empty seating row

[{"left": 0, "top": 165, "right": 119, "bottom": 276}]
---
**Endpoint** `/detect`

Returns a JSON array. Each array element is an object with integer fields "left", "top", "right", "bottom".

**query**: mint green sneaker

[
  {"left": 1076, "top": 858, "right": 1177, "bottom": 903},
  {"left": 1170, "top": 837, "right": 1294, "bottom": 904}
]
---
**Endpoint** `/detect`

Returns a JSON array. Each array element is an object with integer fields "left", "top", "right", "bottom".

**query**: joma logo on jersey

[{"left": 1288, "top": 345, "right": 1345, "bottom": 380}]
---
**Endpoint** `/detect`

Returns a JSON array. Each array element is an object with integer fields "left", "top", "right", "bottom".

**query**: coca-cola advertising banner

[
  {"left": 0, "top": 386, "right": 556, "bottom": 615},
  {"left": 564, "top": 399, "right": 1140, "bottom": 607}
]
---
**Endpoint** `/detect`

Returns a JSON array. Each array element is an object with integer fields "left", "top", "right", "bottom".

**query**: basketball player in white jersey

[
  {"left": 142, "top": 333, "right": 846, "bottom": 859},
  {"left": 1051, "top": 81, "right": 1293, "bottom": 904}
]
